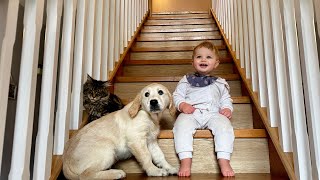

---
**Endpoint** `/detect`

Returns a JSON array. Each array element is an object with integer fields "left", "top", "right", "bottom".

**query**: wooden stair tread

[
  {"left": 144, "top": 24, "right": 217, "bottom": 29},
  {"left": 148, "top": 15, "right": 211, "bottom": 20},
  {"left": 141, "top": 27, "right": 218, "bottom": 33},
  {"left": 115, "top": 138, "right": 270, "bottom": 173},
  {"left": 137, "top": 35, "right": 222, "bottom": 41},
  {"left": 115, "top": 74, "right": 240, "bottom": 82},
  {"left": 131, "top": 45, "right": 226, "bottom": 52},
  {"left": 125, "top": 58, "right": 232, "bottom": 65},
  {"left": 158, "top": 129, "right": 267, "bottom": 139},
  {"left": 144, "top": 21, "right": 215, "bottom": 26}
]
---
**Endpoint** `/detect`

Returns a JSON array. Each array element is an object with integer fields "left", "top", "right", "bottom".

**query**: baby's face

[{"left": 192, "top": 47, "right": 219, "bottom": 75}]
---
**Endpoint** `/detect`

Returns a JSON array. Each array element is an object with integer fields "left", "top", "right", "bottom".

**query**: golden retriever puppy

[{"left": 63, "top": 83, "right": 177, "bottom": 179}]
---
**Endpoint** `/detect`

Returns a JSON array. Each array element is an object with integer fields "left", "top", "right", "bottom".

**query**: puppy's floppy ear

[
  {"left": 128, "top": 93, "right": 141, "bottom": 118},
  {"left": 168, "top": 92, "right": 176, "bottom": 117}
]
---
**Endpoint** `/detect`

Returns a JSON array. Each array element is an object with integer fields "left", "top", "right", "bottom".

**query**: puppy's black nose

[{"left": 150, "top": 99, "right": 158, "bottom": 106}]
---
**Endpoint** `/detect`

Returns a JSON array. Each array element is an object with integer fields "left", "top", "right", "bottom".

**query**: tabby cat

[{"left": 83, "top": 74, "right": 124, "bottom": 122}]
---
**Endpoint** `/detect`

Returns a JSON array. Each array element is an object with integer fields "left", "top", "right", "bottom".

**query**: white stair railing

[
  {"left": 0, "top": 0, "right": 149, "bottom": 179},
  {"left": 212, "top": 0, "right": 319, "bottom": 179}
]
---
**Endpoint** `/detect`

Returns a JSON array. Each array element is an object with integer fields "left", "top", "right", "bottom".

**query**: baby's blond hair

[{"left": 192, "top": 41, "right": 220, "bottom": 59}]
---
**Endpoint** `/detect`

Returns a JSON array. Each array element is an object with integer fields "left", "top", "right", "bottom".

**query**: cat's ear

[
  {"left": 87, "top": 74, "right": 93, "bottom": 82},
  {"left": 128, "top": 93, "right": 141, "bottom": 118},
  {"left": 102, "top": 81, "right": 111, "bottom": 87}
]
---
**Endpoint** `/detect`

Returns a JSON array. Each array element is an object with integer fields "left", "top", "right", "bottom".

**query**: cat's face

[{"left": 83, "top": 76, "right": 110, "bottom": 104}]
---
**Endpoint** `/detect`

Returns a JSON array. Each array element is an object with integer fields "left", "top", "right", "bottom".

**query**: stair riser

[
  {"left": 114, "top": 138, "right": 270, "bottom": 173},
  {"left": 140, "top": 31, "right": 220, "bottom": 37},
  {"left": 130, "top": 51, "right": 229, "bottom": 60},
  {"left": 143, "top": 24, "right": 217, "bottom": 29},
  {"left": 115, "top": 81, "right": 241, "bottom": 98},
  {"left": 134, "top": 40, "right": 224, "bottom": 48},
  {"left": 157, "top": 104, "right": 253, "bottom": 129},
  {"left": 123, "top": 64, "right": 234, "bottom": 77},
  {"left": 148, "top": 14, "right": 211, "bottom": 20}
]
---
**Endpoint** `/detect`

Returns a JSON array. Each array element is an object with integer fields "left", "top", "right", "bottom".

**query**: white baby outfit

[{"left": 173, "top": 75, "right": 234, "bottom": 160}]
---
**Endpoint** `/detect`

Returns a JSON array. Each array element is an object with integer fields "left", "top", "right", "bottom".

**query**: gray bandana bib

[{"left": 186, "top": 73, "right": 218, "bottom": 87}]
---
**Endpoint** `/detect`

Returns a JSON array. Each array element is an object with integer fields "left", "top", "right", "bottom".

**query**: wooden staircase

[{"left": 108, "top": 11, "right": 284, "bottom": 179}]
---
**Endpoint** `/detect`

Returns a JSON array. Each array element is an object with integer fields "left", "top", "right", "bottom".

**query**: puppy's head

[{"left": 128, "top": 83, "right": 176, "bottom": 118}]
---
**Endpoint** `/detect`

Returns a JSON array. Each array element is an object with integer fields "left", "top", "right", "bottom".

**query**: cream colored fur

[{"left": 63, "top": 83, "right": 177, "bottom": 179}]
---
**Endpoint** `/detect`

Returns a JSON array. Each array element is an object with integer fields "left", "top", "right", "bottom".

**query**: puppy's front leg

[
  {"left": 128, "top": 140, "right": 168, "bottom": 176},
  {"left": 148, "top": 141, "right": 178, "bottom": 175}
]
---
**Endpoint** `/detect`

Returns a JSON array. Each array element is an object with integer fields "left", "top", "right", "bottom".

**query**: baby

[{"left": 173, "top": 41, "right": 235, "bottom": 177}]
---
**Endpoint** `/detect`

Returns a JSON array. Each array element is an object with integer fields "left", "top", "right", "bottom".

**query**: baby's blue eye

[
  {"left": 196, "top": 56, "right": 201, "bottom": 58},
  {"left": 207, "top": 56, "right": 212, "bottom": 59}
]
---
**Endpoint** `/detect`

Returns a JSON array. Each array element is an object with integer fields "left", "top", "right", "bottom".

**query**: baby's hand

[
  {"left": 179, "top": 102, "right": 196, "bottom": 114},
  {"left": 220, "top": 108, "right": 232, "bottom": 119}
]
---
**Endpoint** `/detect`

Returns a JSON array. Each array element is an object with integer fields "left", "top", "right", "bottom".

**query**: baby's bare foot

[
  {"left": 178, "top": 158, "right": 192, "bottom": 177},
  {"left": 218, "top": 159, "right": 235, "bottom": 177}
]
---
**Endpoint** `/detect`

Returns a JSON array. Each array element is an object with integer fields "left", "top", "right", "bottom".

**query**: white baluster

[
  {"left": 33, "top": 0, "right": 63, "bottom": 179},
  {"left": 242, "top": 0, "right": 250, "bottom": 78},
  {"left": 114, "top": 0, "right": 120, "bottom": 63},
  {"left": 83, "top": 0, "right": 95, "bottom": 79},
  {"left": 252, "top": 0, "right": 267, "bottom": 106},
  {"left": 260, "top": 0, "right": 279, "bottom": 127},
  {"left": 108, "top": 0, "right": 116, "bottom": 72},
  {"left": 70, "top": 0, "right": 87, "bottom": 129},
  {"left": 120, "top": 0, "right": 125, "bottom": 54},
  {"left": 93, "top": 0, "right": 103, "bottom": 80},
  {"left": 53, "top": 0, "right": 78, "bottom": 155},
  {"left": 8, "top": 0, "right": 45, "bottom": 178},
  {"left": 282, "top": 0, "right": 312, "bottom": 178},
  {"left": 295, "top": 0, "right": 320, "bottom": 178},
  {"left": 0, "top": 0, "right": 19, "bottom": 173},
  {"left": 101, "top": 0, "right": 110, "bottom": 81},
  {"left": 270, "top": 0, "right": 292, "bottom": 152},
  {"left": 247, "top": 0, "right": 258, "bottom": 92},
  {"left": 238, "top": 0, "right": 245, "bottom": 68}
]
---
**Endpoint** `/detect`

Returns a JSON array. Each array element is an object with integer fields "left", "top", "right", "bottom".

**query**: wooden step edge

[
  {"left": 144, "top": 22, "right": 215, "bottom": 26},
  {"left": 125, "top": 58, "right": 232, "bottom": 65},
  {"left": 131, "top": 45, "right": 226, "bottom": 52},
  {"left": 158, "top": 129, "right": 267, "bottom": 139},
  {"left": 141, "top": 27, "right": 218, "bottom": 33},
  {"left": 120, "top": 96, "right": 250, "bottom": 105},
  {"left": 148, "top": 16, "right": 211, "bottom": 20},
  {"left": 50, "top": 155, "right": 62, "bottom": 180},
  {"left": 115, "top": 74, "right": 240, "bottom": 82},
  {"left": 137, "top": 35, "right": 222, "bottom": 42},
  {"left": 152, "top": 11, "right": 209, "bottom": 15}
]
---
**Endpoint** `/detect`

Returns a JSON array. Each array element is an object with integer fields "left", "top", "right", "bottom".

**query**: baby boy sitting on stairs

[{"left": 172, "top": 41, "right": 235, "bottom": 177}]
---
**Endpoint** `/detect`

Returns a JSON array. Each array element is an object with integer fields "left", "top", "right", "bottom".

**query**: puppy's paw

[
  {"left": 165, "top": 166, "right": 178, "bottom": 175},
  {"left": 146, "top": 167, "right": 169, "bottom": 176},
  {"left": 107, "top": 169, "right": 126, "bottom": 179}
]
